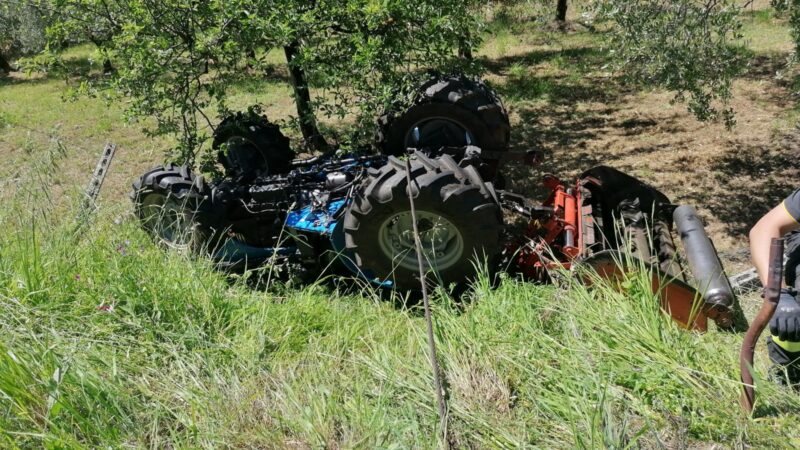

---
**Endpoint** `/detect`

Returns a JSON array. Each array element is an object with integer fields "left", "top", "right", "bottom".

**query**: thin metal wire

[{"left": 404, "top": 153, "right": 449, "bottom": 447}]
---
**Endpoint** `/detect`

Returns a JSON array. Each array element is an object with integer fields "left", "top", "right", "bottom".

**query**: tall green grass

[{"left": 2, "top": 156, "right": 800, "bottom": 448}]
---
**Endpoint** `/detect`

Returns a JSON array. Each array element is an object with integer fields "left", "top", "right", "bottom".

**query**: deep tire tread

[
  {"left": 213, "top": 112, "right": 295, "bottom": 178},
  {"left": 377, "top": 74, "right": 511, "bottom": 181},
  {"left": 344, "top": 150, "right": 503, "bottom": 290}
]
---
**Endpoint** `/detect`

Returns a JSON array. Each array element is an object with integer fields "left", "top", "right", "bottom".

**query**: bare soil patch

[{"left": 485, "top": 46, "right": 800, "bottom": 273}]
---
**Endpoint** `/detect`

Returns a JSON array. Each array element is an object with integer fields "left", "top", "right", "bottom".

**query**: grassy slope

[
  {"left": 3, "top": 186, "right": 800, "bottom": 448},
  {"left": 3, "top": 3, "right": 800, "bottom": 449}
]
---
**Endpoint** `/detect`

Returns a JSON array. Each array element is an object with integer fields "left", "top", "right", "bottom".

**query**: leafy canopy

[
  {"left": 42, "top": 0, "right": 481, "bottom": 161},
  {"left": 596, "top": 0, "right": 749, "bottom": 128},
  {"left": 39, "top": 0, "right": 757, "bottom": 161}
]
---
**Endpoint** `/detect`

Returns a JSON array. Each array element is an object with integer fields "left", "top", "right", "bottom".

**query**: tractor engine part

[
  {"left": 740, "top": 237, "right": 784, "bottom": 412},
  {"left": 673, "top": 205, "right": 736, "bottom": 328},
  {"left": 377, "top": 74, "right": 510, "bottom": 180}
]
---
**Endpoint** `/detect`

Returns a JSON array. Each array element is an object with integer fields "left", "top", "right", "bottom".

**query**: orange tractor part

[{"left": 501, "top": 166, "right": 741, "bottom": 332}]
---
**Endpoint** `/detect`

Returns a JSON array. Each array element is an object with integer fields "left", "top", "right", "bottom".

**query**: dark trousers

[{"left": 767, "top": 231, "right": 800, "bottom": 384}]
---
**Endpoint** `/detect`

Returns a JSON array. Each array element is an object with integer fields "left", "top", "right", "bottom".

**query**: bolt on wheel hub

[{"left": 378, "top": 210, "right": 464, "bottom": 272}]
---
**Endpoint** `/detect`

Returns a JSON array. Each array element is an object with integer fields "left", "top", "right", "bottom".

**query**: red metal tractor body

[{"left": 499, "top": 165, "right": 738, "bottom": 332}]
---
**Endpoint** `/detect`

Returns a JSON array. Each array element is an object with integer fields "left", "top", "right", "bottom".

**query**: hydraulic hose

[{"left": 740, "top": 237, "right": 784, "bottom": 413}]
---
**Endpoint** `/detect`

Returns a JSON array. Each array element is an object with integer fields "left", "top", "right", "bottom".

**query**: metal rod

[
  {"left": 83, "top": 143, "right": 117, "bottom": 209},
  {"left": 74, "top": 143, "right": 117, "bottom": 234},
  {"left": 404, "top": 153, "right": 449, "bottom": 445},
  {"left": 740, "top": 237, "right": 784, "bottom": 413}
]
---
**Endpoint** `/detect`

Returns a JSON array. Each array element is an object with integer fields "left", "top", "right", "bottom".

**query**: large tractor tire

[
  {"left": 131, "top": 164, "right": 208, "bottom": 251},
  {"left": 212, "top": 110, "right": 295, "bottom": 180},
  {"left": 344, "top": 151, "right": 503, "bottom": 291},
  {"left": 377, "top": 74, "right": 510, "bottom": 180}
]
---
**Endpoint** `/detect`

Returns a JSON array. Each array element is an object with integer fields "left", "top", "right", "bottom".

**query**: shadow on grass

[
  {"left": 480, "top": 45, "right": 663, "bottom": 192},
  {"left": 483, "top": 43, "right": 800, "bottom": 229},
  {"left": 0, "top": 70, "right": 61, "bottom": 87},
  {"left": 482, "top": 46, "right": 605, "bottom": 76},
  {"left": 704, "top": 135, "right": 800, "bottom": 237},
  {"left": 230, "top": 64, "right": 291, "bottom": 93},
  {"left": 0, "top": 54, "right": 110, "bottom": 88}
]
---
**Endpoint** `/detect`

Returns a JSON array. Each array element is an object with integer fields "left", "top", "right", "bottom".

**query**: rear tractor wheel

[
  {"left": 344, "top": 152, "right": 504, "bottom": 291},
  {"left": 212, "top": 109, "right": 295, "bottom": 180},
  {"left": 377, "top": 74, "right": 511, "bottom": 181}
]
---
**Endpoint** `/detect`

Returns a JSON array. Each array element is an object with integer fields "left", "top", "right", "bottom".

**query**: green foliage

[
  {"left": 1, "top": 150, "right": 800, "bottom": 448},
  {"left": 2, "top": 205, "right": 800, "bottom": 447},
  {"left": 0, "top": 0, "right": 50, "bottom": 63},
  {"left": 773, "top": 0, "right": 800, "bottom": 57},
  {"left": 44, "top": 0, "right": 482, "bottom": 162},
  {"left": 596, "top": 0, "right": 750, "bottom": 128}
]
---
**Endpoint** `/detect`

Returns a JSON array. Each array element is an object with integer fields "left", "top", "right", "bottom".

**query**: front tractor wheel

[
  {"left": 131, "top": 164, "right": 206, "bottom": 251},
  {"left": 344, "top": 152, "right": 503, "bottom": 291}
]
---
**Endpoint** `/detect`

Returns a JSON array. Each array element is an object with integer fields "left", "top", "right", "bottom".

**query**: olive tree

[
  {"left": 595, "top": 0, "right": 750, "bottom": 127},
  {"left": 0, "top": 1, "right": 50, "bottom": 73},
  {"left": 47, "top": 0, "right": 122, "bottom": 73},
  {"left": 43, "top": 0, "right": 481, "bottom": 160},
  {"left": 42, "top": 0, "right": 754, "bottom": 160},
  {"left": 772, "top": 0, "right": 800, "bottom": 55}
]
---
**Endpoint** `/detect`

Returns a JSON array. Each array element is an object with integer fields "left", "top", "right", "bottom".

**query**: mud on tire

[
  {"left": 377, "top": 74, "right": 510, "bottom": 180},
  {"left": 131, "top": 164, "right": 208, "bottom": 251},
  {"left": 344, "top": 151, "right": 504, "bottom": 291}
]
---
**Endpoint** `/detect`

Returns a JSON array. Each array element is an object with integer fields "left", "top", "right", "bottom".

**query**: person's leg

[
  {"left": 767, "top": 230, "right": 800, "bottom": 387},
  {"left": 768, "top": 336, "right": 800, "bottom": 387}
]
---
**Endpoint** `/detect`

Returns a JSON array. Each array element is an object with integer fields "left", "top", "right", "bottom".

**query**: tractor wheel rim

[
  {"left": 378, "top": 210, "right": 464, "bottom": 272},
  {"left": 140, "top": 193, "right": 194, "bottom": 250},
  {"left": 404, "top": 117, "right": 475, "bottom": 150},
  {"left": 224, "top": 136, "right": 270, "bottom": 174}
]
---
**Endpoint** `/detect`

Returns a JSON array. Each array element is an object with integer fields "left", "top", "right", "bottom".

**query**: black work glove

[{"left": 769, "top": 288, "right": 800, "bottom": 342}]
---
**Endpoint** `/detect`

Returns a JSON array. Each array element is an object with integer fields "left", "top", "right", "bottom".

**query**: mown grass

[{"left": 2, "top": 149, "right": 800, "bottom": 449}]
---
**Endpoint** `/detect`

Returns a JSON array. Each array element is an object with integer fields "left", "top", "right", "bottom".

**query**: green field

[{"left": 3, "top": 3, "right": 800, "bottom": 448}]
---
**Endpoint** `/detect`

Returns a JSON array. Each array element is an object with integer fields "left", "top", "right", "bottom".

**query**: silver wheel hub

[
  {"left": 378, "top": 210, "right": 464, "bottom": 272},
  {"left": 406, "top": 117, "right": 475, "bottom": 149}
]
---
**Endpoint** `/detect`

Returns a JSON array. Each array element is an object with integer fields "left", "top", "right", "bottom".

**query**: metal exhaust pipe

[{"left": 673, "top": 205, "right": 735, "bottom": 326}]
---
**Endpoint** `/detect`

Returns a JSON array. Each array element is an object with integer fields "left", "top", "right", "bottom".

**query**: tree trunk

[
  {"left": 458, "top": 35, "right": 473, "bottom": 61},
  {"left": 0, "top": 53, "right": 13, "bottom": 73},
  {"left": 283, "top": 41, "right": 329, "bottom": 151},
  {"left": 556, "top": 0, "right": 568, "bottom": 22},
  {"left": 102, "top": 58, "right": 115, "bottom": 74},
  {"left": 246, "top": 48, "right": 256, "bottom": 70},
  {"left": 88, "top": 36, "right": 115, "bottom": 74}
]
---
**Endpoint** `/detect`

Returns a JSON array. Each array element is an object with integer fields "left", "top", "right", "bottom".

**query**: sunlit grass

[
  {"left": 2, "top": 6, "right": 800, "bottom": 445},
  {"left": 2, "top": 146, "right": 800, "bottom": 448}
]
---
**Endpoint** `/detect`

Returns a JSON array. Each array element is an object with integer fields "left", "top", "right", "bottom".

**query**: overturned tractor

[{"left": 132, "top": 74, "right": 741, "bottom": 332}]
